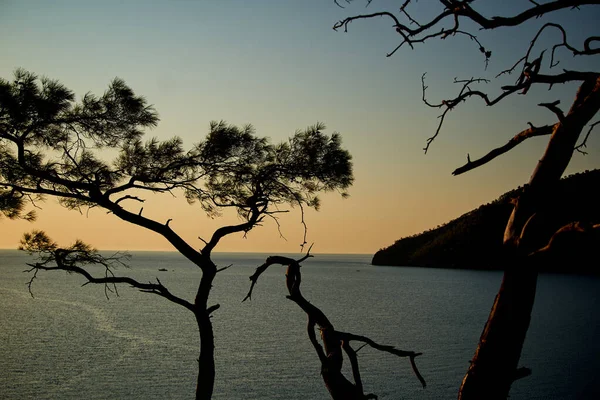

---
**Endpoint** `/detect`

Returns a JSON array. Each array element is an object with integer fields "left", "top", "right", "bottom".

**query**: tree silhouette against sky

[
  {"left": 0, "top": 69, "right": 353, "bottom": 400},
  {"left": 333, "top": 1, "right": 599, "bottom": 398}
]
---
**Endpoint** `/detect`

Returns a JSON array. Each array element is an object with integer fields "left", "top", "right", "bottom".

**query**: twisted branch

[
  {"left": 244, "top": 247, "right": 425, "bottom": 398},
  {"left": 335, "top": 1, "right": 600, "bottom": 162}
]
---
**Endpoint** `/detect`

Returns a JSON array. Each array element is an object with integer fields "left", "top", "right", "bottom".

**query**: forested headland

[{"left": 373, "top": 170, "right": 600, "bottom": 274}]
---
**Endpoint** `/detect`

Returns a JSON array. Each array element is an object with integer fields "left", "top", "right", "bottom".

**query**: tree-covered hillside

[{"left": 373, "top": 170, "right": 600, "bottom": 273}]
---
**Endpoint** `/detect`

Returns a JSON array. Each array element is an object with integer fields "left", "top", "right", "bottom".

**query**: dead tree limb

[
  {"left": 333, "top": 2, "right": 600, "bottom": 399},
  {"left": 452, "top": 123, "right": 556, "bottom": 175},
  {"left": 244, "top": 248, "right": 425, "bottom": 399}
]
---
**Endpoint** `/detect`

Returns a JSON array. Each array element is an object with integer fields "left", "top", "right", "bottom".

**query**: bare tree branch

[
  {"left": 244, "top": 249, "right": 425, "bottom": 398},
  {"left": 216, "top": 264, "right": 233, "bottom": 273},
  {"left": 420, "top": 69, "right": 598, "bottom": 152},
  {"left": 452, "top": 123, "right": 556, "bottom": 175},
  {"left": 336, "top": 1, "right": 600, "bottom": 157},
  {"left": 114, "top": 194, "right": 145, "bottom": 205},
  {"left": 202, "top": 206, "right": 264, "bottom": 256},
  {"left": 242, "top": 244, "right": 314, "bottom": 303},
  {"left": 332, "top": 2, "right": 600, "bottom": 399},
  {"left": 574, "top": 120, "right": 600, "bottom": 154},
  {"left": 338, "top": 330, "right": 426, "bottom": 388},
  {"left": 23, "top": 243, "right": 195, "bottom": 312},
  {"left": 334, "top": 1, "right": 598, "bottom": 40},
  {"left": 528, "top": 221, "right": 600, "bottom": 258},
  {"left": 539, "top": 100, "right": 566, "bottom": 123}
]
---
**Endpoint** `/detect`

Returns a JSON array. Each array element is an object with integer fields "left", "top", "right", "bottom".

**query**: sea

[{"left": 1, "top": 250, "right": 599, "bottom": 400}]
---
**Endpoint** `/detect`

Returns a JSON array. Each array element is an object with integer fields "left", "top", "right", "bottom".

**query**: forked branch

[
  {"left": 244, "top": 247, "right": 425, "bottom": 399},
  {"left": 334, "top": 1, "right": 598, "bottom": 55},
  {"left": 575, "top": 120, "right": 600, "bottom": 154},
  {"left": 336, "top": 1, "right": 600, "bottom": 163}
]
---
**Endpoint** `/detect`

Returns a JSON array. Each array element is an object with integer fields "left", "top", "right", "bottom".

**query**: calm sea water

[{"left": 1, "top": 250, "right": 599, "bottom": 400}]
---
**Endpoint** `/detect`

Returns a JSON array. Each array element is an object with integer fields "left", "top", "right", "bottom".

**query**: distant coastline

[{"left": 372, "top": 169, "right": 600, "bottom": 274}]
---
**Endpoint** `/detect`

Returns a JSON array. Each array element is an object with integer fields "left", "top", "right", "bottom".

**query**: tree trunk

[
  {"left": 458, "top": 77, "right": 600, "bottom": 399},
  {"left": 195, "top": 262, "right": 217, "bottom": 400},
  {"left": 195, "top": 310, "right": 216, "bottom": 400}
]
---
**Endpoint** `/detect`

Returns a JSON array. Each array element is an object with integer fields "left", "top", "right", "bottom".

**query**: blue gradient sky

[{"left": 1, "top": 0, "right": 599, "bottom": 253}]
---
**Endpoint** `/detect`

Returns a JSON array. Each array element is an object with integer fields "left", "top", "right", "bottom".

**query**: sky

[{"left": 1, "top": 0, "right": 599, "bottom": 254}]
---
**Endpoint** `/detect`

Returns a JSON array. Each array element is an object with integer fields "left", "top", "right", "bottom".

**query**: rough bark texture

[{"left": 458, "top": 77, "right": 600, "bottom": 399}]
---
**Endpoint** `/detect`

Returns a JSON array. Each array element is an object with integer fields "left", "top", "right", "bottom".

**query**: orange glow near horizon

[{"left": 1, "top": 1, "right": 598, "bottom": 255}]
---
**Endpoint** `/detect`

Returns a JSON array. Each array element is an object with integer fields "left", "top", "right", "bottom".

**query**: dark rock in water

[{"left": 158, "top": 268, "right": 168, "bottom": 272}]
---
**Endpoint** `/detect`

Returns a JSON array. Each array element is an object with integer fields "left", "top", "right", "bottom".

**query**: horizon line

[{"left": 0, "top": 248, "right": 373, "bottom": 256}]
